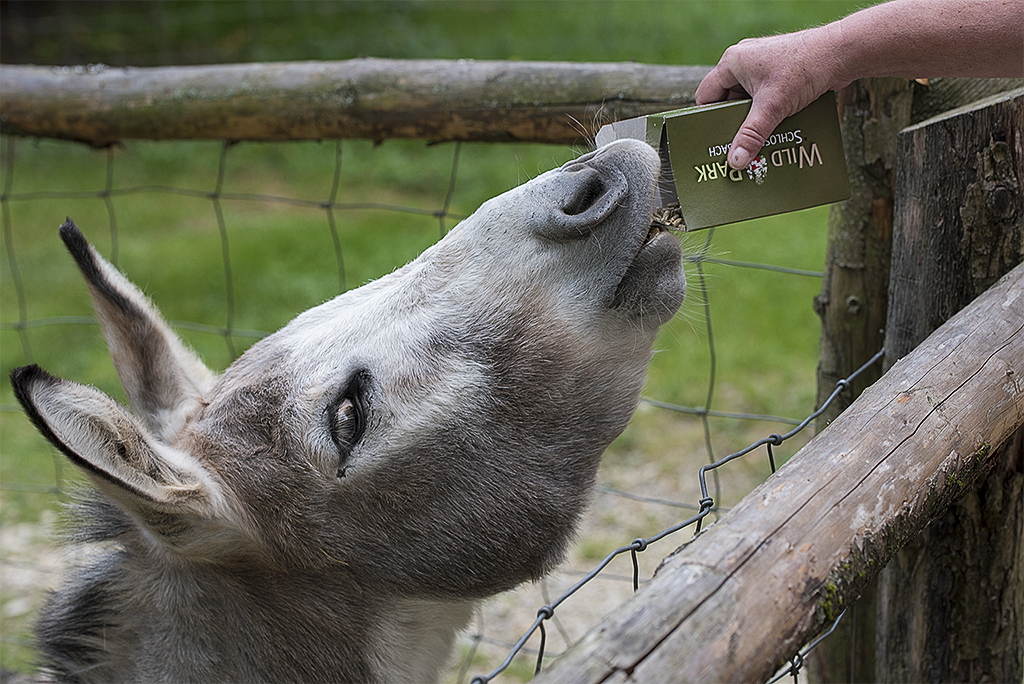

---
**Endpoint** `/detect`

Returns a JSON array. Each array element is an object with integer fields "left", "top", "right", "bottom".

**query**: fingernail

[{"left": 729, "top": 147, "right": 750, "bottom": 170}]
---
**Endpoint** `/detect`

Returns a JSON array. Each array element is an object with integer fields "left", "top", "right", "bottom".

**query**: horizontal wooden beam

[
  {"left": 534, "top": 261, "right": 1024, "bottom": 684},
  {"left": 0, "top": 59, "right": 710, "bottom": 146}
]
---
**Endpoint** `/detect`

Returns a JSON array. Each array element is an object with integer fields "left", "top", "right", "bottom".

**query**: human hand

[
  {"left": 696, "top": 0, "right": 1024, "bottom": 170},
  {"left": 695, "top": 25, "right": 847, "bottom": 170}
]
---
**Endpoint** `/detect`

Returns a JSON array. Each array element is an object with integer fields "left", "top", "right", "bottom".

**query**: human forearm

[{"left": 834, "top": 0, "right": 1024, "bottom": 82}]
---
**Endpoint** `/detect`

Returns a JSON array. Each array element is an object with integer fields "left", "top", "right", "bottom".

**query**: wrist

[{"left": 812, "top": 19, "right": 859, "bottom": 91}]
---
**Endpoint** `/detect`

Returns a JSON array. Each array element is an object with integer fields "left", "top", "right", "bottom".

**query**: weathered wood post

[
  {"left": 877, "top": 86, "right": 1024, "bottom": 683},
  {"left": 811, "top": 78, "right": 1023, "bottom": 682},
  {"left": 814, "top": 79, "right": 912, "bottom": 416},
  {"left": 811, "top": 77, "right": 914, "bottom": 682}
]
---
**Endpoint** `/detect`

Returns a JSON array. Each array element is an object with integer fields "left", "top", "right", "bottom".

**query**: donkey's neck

[
  {"left": 43, "top": 546, "right": 476, "bottom": 683},
  {"left": 156, "top": 559, "right": 476, "bottom": 683}
]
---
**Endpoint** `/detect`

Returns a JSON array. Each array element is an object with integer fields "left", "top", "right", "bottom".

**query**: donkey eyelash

[{"left": 332, "top": 399, "right": 360, "bottom": 448}]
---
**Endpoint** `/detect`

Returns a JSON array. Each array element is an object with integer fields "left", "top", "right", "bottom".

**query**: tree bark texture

[
  {"left": 532, "top": 262, "right": 1024, "bottom": 684},
  {"left": 0, "top": 59, "right": 710, "bottom": 146},
  {"left": 877, "top": 87, "right": 1024, "bottom": 684},
  {"left": 811, "top": 79, "right": 914, "bottom": 681},
  {"left": 814, "top": 78, "right": 914, "bottom": 424}
]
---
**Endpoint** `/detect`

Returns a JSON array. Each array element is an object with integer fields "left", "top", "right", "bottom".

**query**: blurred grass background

[{"left": 1, "top": 0, "right": 866, "bottom": 677}]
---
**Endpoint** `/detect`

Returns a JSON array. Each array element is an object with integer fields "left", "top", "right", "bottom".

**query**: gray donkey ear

[
  {"left": 11, "top": 365, "right": 226, "bottom": 534},
  {"left": 59, "top": 219, "right": 216, "bottom": 443}
]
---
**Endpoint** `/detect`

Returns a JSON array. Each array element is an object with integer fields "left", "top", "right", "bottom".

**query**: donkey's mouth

[
  {"left": 634, "top": 204, "right": 676, "bottom": 257},
  {"left": 610, "top": 210, "right": 685, "bottom": 324},
  {"left": 644, "top": 219, "right": 665, "bottom": 244},
  {"left": 643, "top": 213, "right": 681, "bottom": 247},
  {"left": 634, "top": 221, "right": 678, "bottom": 262}
]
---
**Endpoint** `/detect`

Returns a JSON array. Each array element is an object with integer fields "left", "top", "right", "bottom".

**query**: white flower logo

[{"left": 746, "top": 155, "right": 768, "bottom": 185}]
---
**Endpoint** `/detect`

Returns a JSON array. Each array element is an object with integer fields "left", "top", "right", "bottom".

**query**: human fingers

[
  {"left": 695, "top": 64, "right": 745, "bottom": 105},
  {"left": 695, "top": 40, "right": 763, "bottom": 105}
]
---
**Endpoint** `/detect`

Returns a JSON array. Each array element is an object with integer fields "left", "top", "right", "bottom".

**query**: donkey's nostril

[
  {"left": 562, "top": 169, "right": 607, "bottom": 216},
  {"left": 537, "top": 163, "right": 626, "bottom": 242}
]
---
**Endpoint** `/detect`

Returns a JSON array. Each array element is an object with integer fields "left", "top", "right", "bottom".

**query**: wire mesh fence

[{"left": 0, "top": 130, "right": 841, "bottom": 681}]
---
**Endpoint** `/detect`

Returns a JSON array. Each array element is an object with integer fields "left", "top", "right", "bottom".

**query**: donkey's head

[{"left": 11, "top": 139, "right": 684, "bottom": 682}]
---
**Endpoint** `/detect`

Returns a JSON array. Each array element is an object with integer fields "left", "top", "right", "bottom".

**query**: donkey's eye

[{"left": 329, "top": 375, "right": 368, "bottom": 478}]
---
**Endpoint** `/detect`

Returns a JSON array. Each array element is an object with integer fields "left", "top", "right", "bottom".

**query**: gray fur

[{"left": 11, "top": 139, "right": 685, "bottom": 683}]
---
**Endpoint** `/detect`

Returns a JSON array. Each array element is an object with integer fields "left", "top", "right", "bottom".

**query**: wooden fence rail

[
  {"left": 0, "top": 59, "right": 710, "bottom": 146},
  {"left": 3, "top": 61, "right": 1018, "bottom": 148}
]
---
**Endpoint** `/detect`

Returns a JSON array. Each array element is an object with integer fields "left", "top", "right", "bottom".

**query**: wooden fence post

[
  {"left": 877, "top": 86, "right": 1024, "bottom": 683},
  {"left": 811, "top": 77, "right": 913, "bottom": 683},
  {"left": 811, "top": 78, "right": 1023, "bottom": 682},
  {"left": 814, "top": 78, "right": 911, "bottom": 417}
]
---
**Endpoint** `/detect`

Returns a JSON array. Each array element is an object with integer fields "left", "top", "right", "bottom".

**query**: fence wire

[{"left": 0, "top": 133, "right": 849, "bottom": 682}]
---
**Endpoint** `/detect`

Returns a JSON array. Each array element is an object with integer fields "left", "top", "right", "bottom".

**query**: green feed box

[{"left": 595, "top": 92, "right": 851, "bottom": 230}]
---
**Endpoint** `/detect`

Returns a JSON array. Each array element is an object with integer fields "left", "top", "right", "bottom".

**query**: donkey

[{"left": 11, "top": 138, "right": 685, "bottom": 683}]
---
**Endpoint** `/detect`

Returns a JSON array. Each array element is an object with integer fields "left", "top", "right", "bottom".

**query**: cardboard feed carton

[{"left": 595, "top": 92, "right": 851, "bottom": 230}]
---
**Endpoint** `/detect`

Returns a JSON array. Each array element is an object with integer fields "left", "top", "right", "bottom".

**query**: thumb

[{"left": 727, "top": 98, "right": 788, "bottom": 170}]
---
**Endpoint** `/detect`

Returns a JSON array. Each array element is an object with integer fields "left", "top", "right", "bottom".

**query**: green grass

[{"left": 4, "top": 1, "right": 866, "bottom": 68}]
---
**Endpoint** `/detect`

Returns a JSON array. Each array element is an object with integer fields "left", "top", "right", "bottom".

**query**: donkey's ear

[
  {"left": 11, "top": 365, "right": 226, "bottom": 533},
  {"left": 59, "top": 219, "right": 216, "bottom": 443}
]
